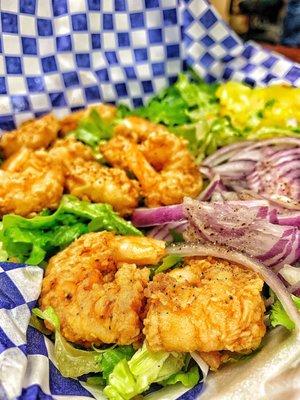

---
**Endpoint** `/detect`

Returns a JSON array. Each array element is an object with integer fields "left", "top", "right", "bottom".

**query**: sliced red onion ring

[
  {"left": 190, "top": 352, "right": 209, "bottom": 381},
  {"left": 279, "top": 264, "right": 300, "bottom": 287},
  {"left": 196, "top": 174, "right": 226, "bottom": 201},
  {"left": 183, "top": 197, "right": 300, "bottom": 268},
  {"left": 132, "top": 204, "right": 184, "bottom": 227},
  {"left": 277, "top": 212, "right": 300, "bottom": 227},
  {"left": 148, "top": 220, "right": 187, "bottom": 241},
  {"left": 203, "top": 141, "right": 254, "bottom": 167},
  {"left": 204, "top": 138, "right": 300, "bottom": 211},
  {"left": 167, "top": 243, "right": 300, "bottom": 333},
  {"left": 213, "top": 160, "right": 256, "bottom": 179}
]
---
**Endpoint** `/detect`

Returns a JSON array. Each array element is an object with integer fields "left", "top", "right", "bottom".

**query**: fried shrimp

[
  {"left": 0, "top": 114, "right": 59, "bottom": 158},
  {"left": 144, "top": 256, "right": 266, "bottom": 355},
  {"left": 0, "top": 148, "right": 64, "bottom": 216},
  {"left": 40, "top": 232, "right": 165, "bottom": 346},
  {"left": 59, "top": 103, "right": 116, "bottom": 135},
  {"left": 49, "top": 136, "right": 140, "bottom": 215},
  {"left": 101, "top": 116, "right": 202, "bottom": 207}
]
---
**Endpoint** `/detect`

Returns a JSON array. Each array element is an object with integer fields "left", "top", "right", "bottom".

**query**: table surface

[{"left": 259, "top": 43, "right": 300, "bottom": 63}]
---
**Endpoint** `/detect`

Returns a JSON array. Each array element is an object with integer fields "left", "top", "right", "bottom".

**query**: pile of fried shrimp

[{"left": 0, "top": 106, "right": 267, "bottom": 370}]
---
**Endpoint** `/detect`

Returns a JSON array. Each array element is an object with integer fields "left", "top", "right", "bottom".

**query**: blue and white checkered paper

[
  {"left": 0, "top": 0, "right": 299, "bottom": 131},
  {"left": 0, "top": 1, "right": 299, "bottom": 399}
]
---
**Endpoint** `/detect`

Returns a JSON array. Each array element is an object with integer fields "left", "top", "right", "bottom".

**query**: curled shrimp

[
  {"left": 101, "top": 116, "right": 203, "bottom": 207},
  {"left": 0, "top": 114, "right": 59, "bottom": 158},
  {"left": 0, "top": 148, "right": 64, "bottom": 216},
  {"left": 40, "top": 231, "right": 165, "bottom": 346},
  {"left": 49, "top": 136, "right": 140, "bottom": 215}
]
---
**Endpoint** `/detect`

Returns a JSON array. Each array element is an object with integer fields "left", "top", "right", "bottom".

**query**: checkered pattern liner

[
  {"left": 0, "top": 0, "right": 299, "bottom": 131},
  {"left": 0, "top": 1, "right": 299, "bottom": 399}
]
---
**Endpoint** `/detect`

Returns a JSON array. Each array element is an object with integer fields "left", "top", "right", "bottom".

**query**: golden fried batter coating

[
  {"left": 49, "top": 137, "right": 140, "bottom": 216},
  {"left": 0, "top": 114, "right": 59, "bottom": 158},
  {"left": 40, "top": 232, "right": 165, "bottom": 346},
  {"left": 0, "top": 148, "right": 64, "bottom": 217},
  {"left": 144, "top": 257, "right": 266, "bottom": 354},
  {"left": 101, "top": 116, "right": 202, "bottom": 207},
  {"left": 59, "top": 103, "right": 116, "bottom": 135}
]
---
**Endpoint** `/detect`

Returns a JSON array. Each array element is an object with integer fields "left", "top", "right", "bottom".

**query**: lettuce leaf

[
  {"left": 71, "top": 108, "right": 114, "bottom": 149},
  {"left": 270, "top": 296, "right": 300, "bottom": 331},
  {"left": 161, "top": 366, "right": 200, "bottom": 388},
  {"left": 0, "top": 195, "right": 141, "bottom": 265},
  {"left": 154, "top": 254, "right": 183, "bottom": 275},
  {"left": 103, "top": 343, "right": 186, "bottom": 400},
  {"left": 32, "top": 307, "right": 101, "bottom": 378},
  {"left": 100, "top": 346, "right": 135, "bottom": 381},
  {"left": 133, "top": 85, "right": 190, "bottom": 126}
]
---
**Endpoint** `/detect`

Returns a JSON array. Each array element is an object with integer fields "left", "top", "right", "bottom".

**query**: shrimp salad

[{"left": 0, "top": 74, "right": 300, "bottom": 400}]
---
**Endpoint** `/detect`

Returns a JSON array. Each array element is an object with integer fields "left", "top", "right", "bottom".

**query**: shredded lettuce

[
  {"left": 100, "top": 346, "right": 135, "bottom": 381},
  {"left": 0, "top": 195, "right": 141, "bottom": 265},
  {"left": 32, "top": 307, "right": 101, "bottom": 378},
  {"left": 154, "top": 254, "right": 183, "bottom": 275},
  {"left": 161, "top": 366, "right": 199, "bottom": 388},
  {"left": 71, "top": 108, "right": 114, "bottom": 149},
  {"left": 103, "top": 343, "right": 187, "bottom": 400},
  {"left": 270, "top": 296, "right": 300, "bottom": 331}
]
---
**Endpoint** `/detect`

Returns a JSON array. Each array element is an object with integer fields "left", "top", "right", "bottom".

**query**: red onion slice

[
  {"left": 203, "top": 141, "right": 254, "bottom": 167},
  {"left": 148, "top": 220, "right": 187, "bottom": 241},
  {"left": 183, "top": 197, "right": 300, "bottom": 268},
  {"left": 132, "top": 204, "right": 184, "bottom": 227},
  {"left": 167, "top": 242, "right": 300, "bottom": 333},
  {"left": 196, "top": 174, "right": 226, "bottom": 201}
]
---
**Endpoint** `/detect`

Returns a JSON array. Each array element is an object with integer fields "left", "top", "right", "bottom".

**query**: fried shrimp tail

[
  {"left": 0, "top": 114, "right": 59, "bottom": 158},
  {"left": 0, "top": 148, "right": 64, "bottom": 216},
  {"left": 40, "top": 232, "right": 165, "bottom": 346},
  {"left": 101, "top": 116, "right": 202, "bottom": 207}
]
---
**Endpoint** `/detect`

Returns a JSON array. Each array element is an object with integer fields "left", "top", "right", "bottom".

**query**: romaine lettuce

[
  {"left": 103, "top": 343, "right": 188, "bottom": 400},
  {"left": 32, "top": 307, "right": 101, "bottom": 378},
  {"left": 0, "top": 195, "right": 141, "bottom": 265},
  {"left": 270, "top": 295, "right": 300, "bottom": 331}
]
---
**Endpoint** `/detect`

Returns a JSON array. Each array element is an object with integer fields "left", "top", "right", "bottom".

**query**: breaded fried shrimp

[
  {"left": 49, "top": 137, "right": 140, "bottom": 215},
  {"left": 0, "top": 148, "right": 64, "bottom": 216},
  {"left": 0, "top": 114, "right": 59, "bottom": 158},
  {"left": 59, "top": 103, "right": 116, "bottom": 135},
  {"left": 144, "top": 256, "right": 266, "bottom": 354},
  {"left": 40, "top": 232, "right": 165, "bottom": 346},
  {"left": 101, "top": 117, "right": 202, "bottom": 207}
]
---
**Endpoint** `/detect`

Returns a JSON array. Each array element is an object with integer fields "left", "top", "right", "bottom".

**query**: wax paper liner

[{"left": 0, "top": 0, "right": 300, "bottom": 399}]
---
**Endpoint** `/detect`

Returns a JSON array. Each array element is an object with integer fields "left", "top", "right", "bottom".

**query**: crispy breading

[
  {"left": 101, "top": 116, "right": 202, "bottom": 207},
  {"left": 0, "top": 148, "right": 64, "bottom": 216},
  {"left": 59, "top": 103, "right": 116, "bottom": 135},
  {"left": 0, "top": 114, "right": 59, "bottom": 158},
  {"left": 144, "top": 257, "right": 266, "bottom": 354},
  {"left": 49, "top": 137, "right": 140, "bottom": 216},
  {"left": 40, "top": 232, "right": 165, "bottom": 346}
]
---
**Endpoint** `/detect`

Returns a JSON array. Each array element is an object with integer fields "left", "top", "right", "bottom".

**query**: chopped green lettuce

[
  {"left": 103, "top": 342, "right": 186, "bottom": 400},
  {"left": 270, "top": 296, "right": 300, "bottom": 331},
  {"left": 0, "top": 195, "right": 141, "bottom": 265},
  {"left": 32, "top": 307, "right": 101, "bottom": 378},
  {"left": 100, "top": 346, "right": 135, "bottom": 381},
  {"left": 154, "top": 254, "right": 183, "bottom": 275},
  {"left": 71, "top": 108, "right": 114, "bottom": 148},
  {"left": 161, "top": 365, "right": 200, "bottom": 388}
]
